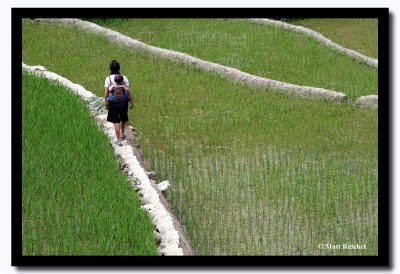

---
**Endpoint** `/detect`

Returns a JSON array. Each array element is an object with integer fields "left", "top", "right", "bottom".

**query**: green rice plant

[
  {"left": 88, "top": 18, "right": 378, "bottom": 99},
  {"left": 289, "top": 18, "right": 378, "bottom": 59},
  {"left": 22, "top": 21, "right": 378, "bottom": 256},
  {"left": 22, "top": 72, "right": 158, "bottom": 255}
]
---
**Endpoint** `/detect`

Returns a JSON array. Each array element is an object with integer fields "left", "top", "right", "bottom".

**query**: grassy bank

[
  {"left": 22, "top": 21, "right": 378, "bottom": 255},
  {"left": 88, "top": 18, "right": 378, "bottom": 100},
  {"left": 22, "top": 72, "right": 158, "bottom": 255},
  {"left": 290, "top": 18, "right": 378, "bottom": 59}
]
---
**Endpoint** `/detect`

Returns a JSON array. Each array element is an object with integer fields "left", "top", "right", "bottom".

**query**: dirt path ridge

[
  {"left": 22, "top": 63, "right": 196, "bottom": 256},
  {"left": 246, "top": 18, "right": 378, "bottom": 68},
  {"left": 32, "top": 18, "right": 348, "bottom": 102}
]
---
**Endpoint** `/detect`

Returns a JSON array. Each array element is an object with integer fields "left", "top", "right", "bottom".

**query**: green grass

[
  {"left": 22, "top": 72, "right": 158, "bottom": 255},
  {"left": 22, "top": 20, "right": 378, "bottom": 255},
  {"left": 87, "top": 18, "right": 378, "bottom": 99},
  {"left": 290, "top": 18, "right": 378, "bottom": 59}
]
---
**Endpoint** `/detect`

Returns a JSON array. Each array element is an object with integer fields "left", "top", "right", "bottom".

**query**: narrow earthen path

[
  {"left": 32, "top": 18, "right": 348, "bottom": 102},
  {"left": 246, "top": 18, "right": 378, "bottom": 69},
  {"left": 22, "top": 63, "right": 196, "bottom": 256}
]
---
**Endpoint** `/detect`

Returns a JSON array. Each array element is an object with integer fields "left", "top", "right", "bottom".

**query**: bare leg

[
  {"left": 121, "top": 121, "right": 126, "bottom": 140},
  {"left": 114, "top": 123, "right": 122, "bottom": 145}
]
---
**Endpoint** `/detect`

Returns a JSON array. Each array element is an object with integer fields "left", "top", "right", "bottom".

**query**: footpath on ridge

[
  {"left": 31, "top": 18, "right": 379, "bottom": 107},
  {"left": 247, "top": 18, "right": 378, "bottom": 69},
  {"left": 22, "top": 63, "right": 196, "bottom": 256},
  {"left": 32, "top": 18, "right": 350, "bottom": 103}
]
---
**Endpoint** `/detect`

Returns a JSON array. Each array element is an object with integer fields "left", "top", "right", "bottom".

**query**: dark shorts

[{"left": 107, "top": 103, "right": 129, "bottom": 123}]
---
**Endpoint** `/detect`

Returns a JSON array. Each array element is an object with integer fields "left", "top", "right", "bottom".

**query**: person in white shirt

[{"left": 104, "top": 60, "right": 134, "bottom": 146}]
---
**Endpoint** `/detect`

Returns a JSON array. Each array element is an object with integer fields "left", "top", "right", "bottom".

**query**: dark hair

[
  {"left": 109, "top": 60, "right": 120, "bottom": 74},
  {"left": 114, "top": 74, "right": 124, "bottom": 84}
]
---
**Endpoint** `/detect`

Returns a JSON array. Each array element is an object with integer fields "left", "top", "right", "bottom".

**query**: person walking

[{"left": 104, "top": 60, "right": 134, "bottom": 146}]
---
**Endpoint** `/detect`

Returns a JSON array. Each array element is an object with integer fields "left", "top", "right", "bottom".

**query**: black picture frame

[{"left": 13, "top": 7, "right": 390, "bottom": 268}]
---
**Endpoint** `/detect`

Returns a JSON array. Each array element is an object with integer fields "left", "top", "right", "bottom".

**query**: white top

[{"left": 104, "top": 74, "right": 130, "bottom": 88}]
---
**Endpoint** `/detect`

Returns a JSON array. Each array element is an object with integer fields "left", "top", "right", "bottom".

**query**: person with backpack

[
  {"left": 108, "top": 74, "right": 130, "bottom": 106},
  {"left": 104, "top": 60, "right": 134, "bottom": 146}
]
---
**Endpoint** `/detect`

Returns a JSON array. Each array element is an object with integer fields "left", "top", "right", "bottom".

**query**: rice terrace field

[{"left": 22, "top": 18, "right": 378, "bottom": 256}]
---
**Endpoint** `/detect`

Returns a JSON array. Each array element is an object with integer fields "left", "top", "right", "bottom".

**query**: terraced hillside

[
  {"left": 22, "top": 19, "right": 378, "bottom": 256},
  {"left": 290, "top": 18, "right": 378, "bottom": 59},
  {"left": 89, "top": 18, "right": 378, "bottom": 100},
  {"left": 22, "top": 72, "right": 158, "bottom": 255}
]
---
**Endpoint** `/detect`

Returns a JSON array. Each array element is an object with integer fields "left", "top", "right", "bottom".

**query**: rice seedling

[
  {"left": 22, "top": 72, "right": 158, "bottom": 255},
  {"left": 88, "top": 18, "right": 378, "bottom": 99},
  {"left": 22, "top": 20, "right": 378, "bottom": 256},
  {"left": 289, "top": 18, "right": 378, "bottom": 59}
]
